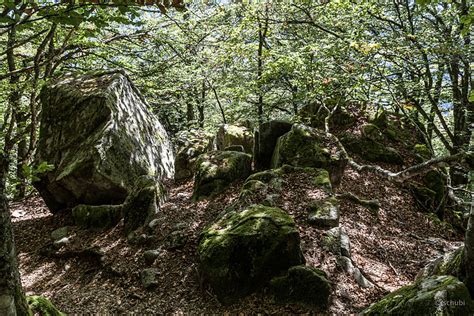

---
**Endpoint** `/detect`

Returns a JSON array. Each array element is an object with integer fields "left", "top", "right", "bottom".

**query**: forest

[{"left": 0, "top": 0, "right": 473, "bottom": 314}]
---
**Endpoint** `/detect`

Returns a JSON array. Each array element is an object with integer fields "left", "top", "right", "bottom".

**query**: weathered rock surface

[
  {"left": 271, "top": 124, "right": 347, "bottom": 187},
  {"left": 197, "top": 204, "right": 305, "bottom": 304},
  {"left": 193, "top": 151, "right": 252, "bottom": 200},
  {"left": 270, "top": 265, "right": 331, "bottom": 310},
  {"left": 174, "top": 129, "right": 214, "bottom": 180},
  {"left": 216, "top": 124, "right": 254, "bottom": 154},
  {"left": 361, "top": 275, "right": 474, "bottom": 315},
  {"left": 34, "top": 70, "right": 174, "bottom": 212},
  {"left": 307, "top": 197, "right": 340, "bottom": 228},
  {"left": 122, "top": 175, "right": 165, "bottom": 233},
  {"left": 419, "top": 246, "right": 464, "bottom": 280},
  {"left": 254, "top": 120, "right": 292, "bottom": 170},
  {"left": 299, "top": 103, "right": 357, "bottom": 130}
]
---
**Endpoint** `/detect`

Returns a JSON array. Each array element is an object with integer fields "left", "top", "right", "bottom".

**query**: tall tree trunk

[
  {"left": 256, "top": 6, "right": 268, "bottom": 125},
  {"left": 0, "top": 156, "right": 28, "bottom": 316},
  {"left": 0, "top": 26, "right": 29, "bottom": 316},
  {"left": 198, "top": 80, "right": 206, "bottom": 128}
]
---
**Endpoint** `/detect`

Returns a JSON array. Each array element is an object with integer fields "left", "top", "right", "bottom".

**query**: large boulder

[
  {"left": 271, "top": 124, "right": 347, "bottom": 187},
  {"left": 193, "top": 150, "right": 252, "bottom": 200},
  {"left": 361, "top": 275, "right": 474, "bottom": 315},
  {"left": 34, "top": 71, "right": 174, "bottom": 212},
  {"left": 174, "top": 129, "right": 214, "bottom": 180},
  {"left": 254, "top": 120, "right": 292, "bottom": 170},
  {"left": 216, "top": 124, "right": 254, "bottom": 154},
  {"left": 197, "top": 204, "right": 305, "bottom": 304}
]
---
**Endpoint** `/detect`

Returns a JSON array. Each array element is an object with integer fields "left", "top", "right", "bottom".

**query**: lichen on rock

[{"left": 34, "top": 70, "right": 174, "bottom": 212}]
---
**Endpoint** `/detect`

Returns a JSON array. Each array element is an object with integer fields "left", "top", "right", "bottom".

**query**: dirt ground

[{"left": 12, "top": 164, "right": 463, "bottom": 314}]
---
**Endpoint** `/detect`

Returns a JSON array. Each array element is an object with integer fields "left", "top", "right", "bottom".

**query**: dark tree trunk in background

[
  {"left": 256, "top": 6, "right": 268, "bottom": 125},
  {"left": 14, "top": 111, "right": 27, "bottom": 200},
  {"left": 198, "top": 80, "right": 206, "bottom": 128},
  {"left": 186, "top": 101, "right": 195, "bottom": 124}
]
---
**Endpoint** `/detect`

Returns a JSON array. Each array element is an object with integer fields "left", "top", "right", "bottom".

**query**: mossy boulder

[
  {"left": 193, "top": 151, "right": 252, "bottom": 200},
  {"left": 361, "top": 275, "right": 474, "bottom": 315},
  {"left": 361, "top": 123, "right": 384, "bottom": 141},
  {"left": 254, "top": 120, "right": 292, "bottom": 170},
  {"left": 197, "top": 204, "right": 305, "bottom": 304},
  {"left": 341, "top": 133, "right": 404, "bottom": 165},
  {"left": 72, "top": 204, "right": 122, "bottom": 230},
  {"left": 308, "top": 197, "right": 340, "bottom": 228},
  {"left": 413, "top": 144, "right": 432, "bottom": 162},
  {"left": 216, "top": 124, "right": 254, "bottom": 154},
  {"left": 27, "top": 296, "right": 65, "bottom": 316},
  {"left": 271, "top": 124, "right": 347, "bottom": 187},
  {"left": 174, "top": 129, "right": 214, "bottom": 180},
  {"left": 270, "top": 265, "right": 331, "bottom": 310},
  {"left": 419, "top": 247, "right": 464, "bottom": 280},
  {"left": 34, "top": 70, "right": 174, "bottom": 212},
  {"left": 122, "top": 175, "right": 166, "bottom": 233}
]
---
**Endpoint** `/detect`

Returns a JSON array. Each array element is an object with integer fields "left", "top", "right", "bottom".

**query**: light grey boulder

[{"left": 34, "top": 70, "right": 174, "bottom": 212}]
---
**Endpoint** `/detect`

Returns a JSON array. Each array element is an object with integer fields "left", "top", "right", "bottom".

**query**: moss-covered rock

[
  {"left": 410, "top": 171, "right": 446, "bottom": 216},
  {"left": 361, "top": 275, "right": 474, "bottom": 315},
  {"left": 271, "top": 124, "right": 347, "bottom": 187},
  {"left": 270, "top": 265, "right": 331, "bottom": 310},
  {"left": 174, "top": 129, "right": 214, "bottom": 180},
  {"left": 419, "top": 247, "right": 464, "bottom": 280},
  {"left": 34, "top": 70, "right": 174, "bottom": 212},
  {"left": 413, "top": 144, "right": 432, "bottom": 162},
  {"left": 308, "top": 197, "right": 340, "bottom": 228},
  {"left": 361, "top": 123, "right": 384, "bottom": 142},
  {"left": 72, "top": 204, "right": 122, "bottom": 230},
  {"left": 216, "top": 124, "right": 254, "bottom": 154},
  {"left": 193, "top": 151, "right": 252, "bottom": 200},
  {"left": 254, "top": 120, "right": 293, "bottom": 170},
  {"left": 197, "top": 204, "right": 305, "bottom": 304},
  {"left": 122, "top": 175, "right": 165, "bottom": 233},
  {"left": 341, "top": 133, "right": 404, "bottom": 165},
  {"left": 27, "top": 295, "right": 65, "bottom": 316}
]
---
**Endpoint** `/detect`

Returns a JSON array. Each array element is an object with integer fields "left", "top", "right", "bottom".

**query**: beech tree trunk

[
  {"left": 464, "top": 201, "right": 474, "bottom": 296},
  {"left": 0, "top": 156, "right": 29, "bottom": 316}
]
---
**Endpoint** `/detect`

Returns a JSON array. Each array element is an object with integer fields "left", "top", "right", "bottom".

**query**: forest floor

[{"left": 11, "top": 164, "right": 464, "bottom": 314}]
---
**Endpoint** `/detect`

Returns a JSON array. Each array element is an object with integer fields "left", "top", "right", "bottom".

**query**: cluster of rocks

[{"left": 33, "top": 71, "right": 472, "bottom": 312}]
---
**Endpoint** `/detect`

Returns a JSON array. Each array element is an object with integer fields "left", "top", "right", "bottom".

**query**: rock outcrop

[
  {"left": 254, "top": 120, "right": 292, "bottom": 170},
  {"left": 271, "top": 124, "right": 347, "bottom": 187},
  {"left": 174, "top": 129, "right": 214, "bottom": 180},
  {"left": 192, "top": 150, "right": 252, "bottom": 200},
  {"left": 34, "top": 70, "right": 174, "bottom": 212},
  {"left": 216, "top": 124, "right": 254, "bottom": 154},
  {"left": 361, "top": 275, "right": 474, "bottom": 315},
  {"left": 197, "top": 204, "right": 305, "bottom": 304}
]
